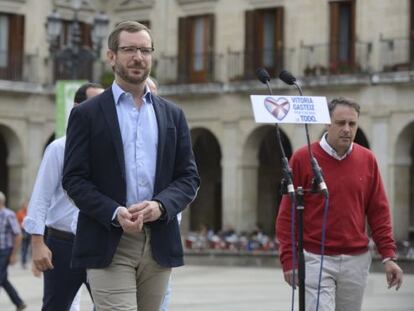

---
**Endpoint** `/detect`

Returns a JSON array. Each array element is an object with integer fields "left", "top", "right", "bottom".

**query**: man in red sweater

[{"left": 276, "top": 97, "right": 403, "bottom": 311}]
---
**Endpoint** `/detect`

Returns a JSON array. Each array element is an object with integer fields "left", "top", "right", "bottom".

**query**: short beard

[{"left": 114, "top": 62, "right": 149, "bottom": 85}]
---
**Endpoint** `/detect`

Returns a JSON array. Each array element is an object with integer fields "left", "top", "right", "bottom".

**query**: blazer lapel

[
  {"left": 99, "top": 89, "right": 126, "bottom": 180},
  {"left": 152, "top": 96, "right": 166, "bottom": 193}
]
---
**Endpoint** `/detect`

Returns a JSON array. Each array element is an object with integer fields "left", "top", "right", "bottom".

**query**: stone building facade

[{"left": 0, "top": 0, "right": 413, "bottom": 241}]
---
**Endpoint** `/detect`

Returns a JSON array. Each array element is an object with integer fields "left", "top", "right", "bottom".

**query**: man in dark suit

[{"left": 62, "top": 21, "right": 200, "bottom": 311}]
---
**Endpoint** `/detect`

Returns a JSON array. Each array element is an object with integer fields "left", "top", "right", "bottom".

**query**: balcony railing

[
  {"left": 155, "top": 52, "right": 224, "bottom": 84},
  {"left": 0, "top": 52, "right": 42, "bottom": 83},
  {"left": 227, "top": 48, "right": 295, "bottom": 81},
  {"left": 300, "top": 41, "right": 372, "bottom": 76},
  {"left": 155, "top": 49, "right": 295, "bottom": 84},
  {"left": 379, "top": 36, "right": 413, "bottom": 72},
  {"left": 6, "top": 37, "right": 414, "bottom": 87}
]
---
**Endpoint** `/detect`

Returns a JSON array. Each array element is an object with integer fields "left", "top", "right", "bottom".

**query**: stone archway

[
  {"left": 242, "top": 125, "right": 292, "bottom": 236},
  {"left": 187, "top": 128, "right": 222, "bottom": 233},
  {"left": 0, "top": 124, "right": 24, "bottom": 210},
  {"left": 354, "top": 128, "right": 370, "bottom": 149},
  {"left": 393, "top": 121, "right": 414, "bottom": 241}
]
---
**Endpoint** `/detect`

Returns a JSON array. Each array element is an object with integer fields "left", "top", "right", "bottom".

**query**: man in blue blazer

[{"left": 62, "top": 21, "right": 200, "bottom": 310}]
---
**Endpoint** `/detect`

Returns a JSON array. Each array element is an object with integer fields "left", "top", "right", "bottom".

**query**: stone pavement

[{"left": 1, "top": 264, "right": 413, "bottom": 310}]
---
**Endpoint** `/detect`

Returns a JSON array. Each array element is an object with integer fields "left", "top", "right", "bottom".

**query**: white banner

[{"left": 250, "top": 95, "right": 331, "bottom": 124}]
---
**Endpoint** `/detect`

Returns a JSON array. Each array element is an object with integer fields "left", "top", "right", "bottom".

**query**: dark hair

[
  {"left": 328, "top": 97, "right": 360, "bottom": 116},
  {"left": 108, "top": 21, "right": 153, "bottom": 52},
  {"left": 74, "top": 82, "right": 103, "bottom": 104}
]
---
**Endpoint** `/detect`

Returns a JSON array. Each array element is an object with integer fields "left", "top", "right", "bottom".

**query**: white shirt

[
  {"left": 319, "top": 132, "right": 353, "bottom": 160},
  {"left": 24, "top": 136, "right": 78, "bottom": 235}
]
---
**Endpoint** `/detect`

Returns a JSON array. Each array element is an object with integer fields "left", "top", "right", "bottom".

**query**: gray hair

[{"left": 328, "top": 97, "right": 360, "bottom": 116}]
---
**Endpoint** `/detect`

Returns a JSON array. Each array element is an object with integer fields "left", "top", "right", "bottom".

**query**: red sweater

[{"left": 276, "top": 143, "right": 396, "bottom": 272}]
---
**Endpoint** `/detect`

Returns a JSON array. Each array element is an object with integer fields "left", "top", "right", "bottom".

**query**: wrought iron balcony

[
  {"left": 379, "top": 36, "right": 413, "bottom": 72},
  {"left": 300, "top": 41, "right": 372, "bottom": 77},
  {"left": 0, "top": 52, "right": 42, "bottom": 83},
  {"left": 227, "top": 48, "right": 295, "bottom": 81},
  {"left": 155, "top": 52, "right": 224, "bottom": 84},
  {"left": 155, "top": 48, "right": 295, "bottom": 84}
]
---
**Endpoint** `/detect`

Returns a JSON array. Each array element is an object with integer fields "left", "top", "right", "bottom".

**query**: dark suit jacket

[{"left": 62, "top": 87, "right": 200, "bottom": 269}]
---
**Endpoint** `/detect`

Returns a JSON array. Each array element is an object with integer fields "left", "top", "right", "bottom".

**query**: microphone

[
  {"left": 278, "top": 70, "right": 296, "bottom": 85},
  {"left": 256, "top": 67, "right": 294, "bottom": 196},
  {"left": 279, "top": 70, "right": 303, "bottom": 95},
  {"left": 256, "top": 68, "right": 273, "bottom": 95},
  {"left": 278, "top": 70, "right": 328, "bottom": 196},
  {"left": 256, "top": 67, "right": 271, "bottom": 84}
]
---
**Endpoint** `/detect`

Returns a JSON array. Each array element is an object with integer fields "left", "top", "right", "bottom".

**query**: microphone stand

[
  {"left": 296, "top": 186, "right": 305, "bottom": 310},
  {"left": 264, "top": 80, "right": 301, "bottom": 309},
  {"left": 289, "top": 78, "right": 329, "bottom": 311},
  {"left": 256, "top": 68, "right": 302, "bottom": 310},
  {"left": 262, "top": 80, "right": 295, "bottom": 198}
]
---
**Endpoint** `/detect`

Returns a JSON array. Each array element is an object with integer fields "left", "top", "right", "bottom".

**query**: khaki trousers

[
  {"left": 304, "top": 250, "right": 371, "bottom": 311},
  {"left": 87, "top": 228, "right": 171, "bottom": 311}
]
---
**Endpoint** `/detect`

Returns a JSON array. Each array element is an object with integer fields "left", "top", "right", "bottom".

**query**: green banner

[{"left": 55, "top": 80, "right": 86, "bottom": 138}]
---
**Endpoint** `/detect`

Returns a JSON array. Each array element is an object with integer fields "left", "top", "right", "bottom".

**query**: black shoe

[{"left": 16, "top": 303, "right": 27, "bottom": 311}]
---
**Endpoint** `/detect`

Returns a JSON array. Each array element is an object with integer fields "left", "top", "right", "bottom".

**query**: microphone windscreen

[
  {"left": 279, "top": 70, "right": 296, "bottom": 85},
  {"left": 256, "top": 68, "right": 270, "bottom": 84}
]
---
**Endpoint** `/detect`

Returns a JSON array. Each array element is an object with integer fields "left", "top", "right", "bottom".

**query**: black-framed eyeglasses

[{"left": 117, "top": 46, "right": 154, "bottom": 56}]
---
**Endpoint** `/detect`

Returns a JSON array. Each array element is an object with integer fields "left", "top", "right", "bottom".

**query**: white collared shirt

[
  {"left": 319, "top": 132, "right": 353, "bottom": 160},
  {"left": 24, "top": 136, "right": 78, "bottom": 235}
]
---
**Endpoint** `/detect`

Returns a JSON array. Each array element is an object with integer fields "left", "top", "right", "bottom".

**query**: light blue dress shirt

[{"left": 111, "top": 82, "right": 158, "bottom": 207}]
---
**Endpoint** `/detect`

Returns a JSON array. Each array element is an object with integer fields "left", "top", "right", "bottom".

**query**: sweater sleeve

[
  {"left": 366, "top": 154, "right": 396, "bottom": 259},
  {"left": 276, "top": 193, "right": 296, "bottom": 271}
]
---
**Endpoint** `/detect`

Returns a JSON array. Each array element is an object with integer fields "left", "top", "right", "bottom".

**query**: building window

[
  {"left": 0, "top": 13, "right": 24, "bottom": 80},
  {"left": 329, "top": 0, "right": 356, "bottom": 72},
  {"left": 245, "top": 7, "right": 284, "bottom": 79},
  {"left": 178, "top": 14, "right": 214, "bottom": 83}
]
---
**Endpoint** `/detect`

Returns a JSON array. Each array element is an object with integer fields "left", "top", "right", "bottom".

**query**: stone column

[{"left": 221, "top": 121, "right": 242, "bottom": 231}]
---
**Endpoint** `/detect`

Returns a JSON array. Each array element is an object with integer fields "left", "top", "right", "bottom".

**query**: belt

[{"left": 46, "top": 227, "right": 74, "bottom": 242}]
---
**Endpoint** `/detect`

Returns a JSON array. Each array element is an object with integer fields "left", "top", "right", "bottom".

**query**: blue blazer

[{"left": 62, "top": 88, "right": 200, "bottom": 268}]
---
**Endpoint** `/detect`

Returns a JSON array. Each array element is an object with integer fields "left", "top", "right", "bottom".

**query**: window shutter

[
  {"left": 8, "top": 14, "right": 24, "bottom": 80},
  {"left": 329, "top": 1, "right": 340, "bottom": 67},
  {"left": 206, "top": 14, "right": 214, "bottom": 81},
  {"left": 178, "top": 17, "right": 189, "bottom": 82},
  {"left": 275, "top": 7, "right": 284, "bottom": 75},
  {"left": 244, "top": 10, "right": 254, "bottom": 79}
]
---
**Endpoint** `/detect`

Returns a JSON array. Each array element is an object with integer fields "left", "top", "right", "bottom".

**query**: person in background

[
  {"left": 62, "top": 21, "right": 200, "bottom": 310},
  {"left": 16, "top": 201, "right": 30, "bottom": 269},
  {"left": 0, "top": 191, "right": 26, "bottom": 310},
  {"left": 146, "top": 75, "right": 182, "bottom": 311},
  {"left": 23, "top": 83, "right": 104, "bottom": 311},
  {"left": 276, "top": 97, "right": 403, "bottom": 311}
]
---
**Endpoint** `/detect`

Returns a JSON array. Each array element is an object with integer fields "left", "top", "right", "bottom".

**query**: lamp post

[{"left": 46, "top": 0, "right": 109, "bottom": 80}]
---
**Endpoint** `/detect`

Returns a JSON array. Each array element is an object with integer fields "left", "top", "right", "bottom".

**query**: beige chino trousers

[
  {"left": 87, "top": 228, "right": 171, "bottom": 311},
  {"left": 304, "top": 250, "right": 371, "bottom": 311}
]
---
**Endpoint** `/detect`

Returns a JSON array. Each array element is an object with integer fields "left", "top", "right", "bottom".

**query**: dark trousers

[
  {"left": 0, "top": 247, "right": 24, "bottom": 307},
  {"left": 42, "top": 234, "right": 92, "bottom": 311},
  {"left": 20, "top": 229, "right": 31, "bottom": 268}
]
